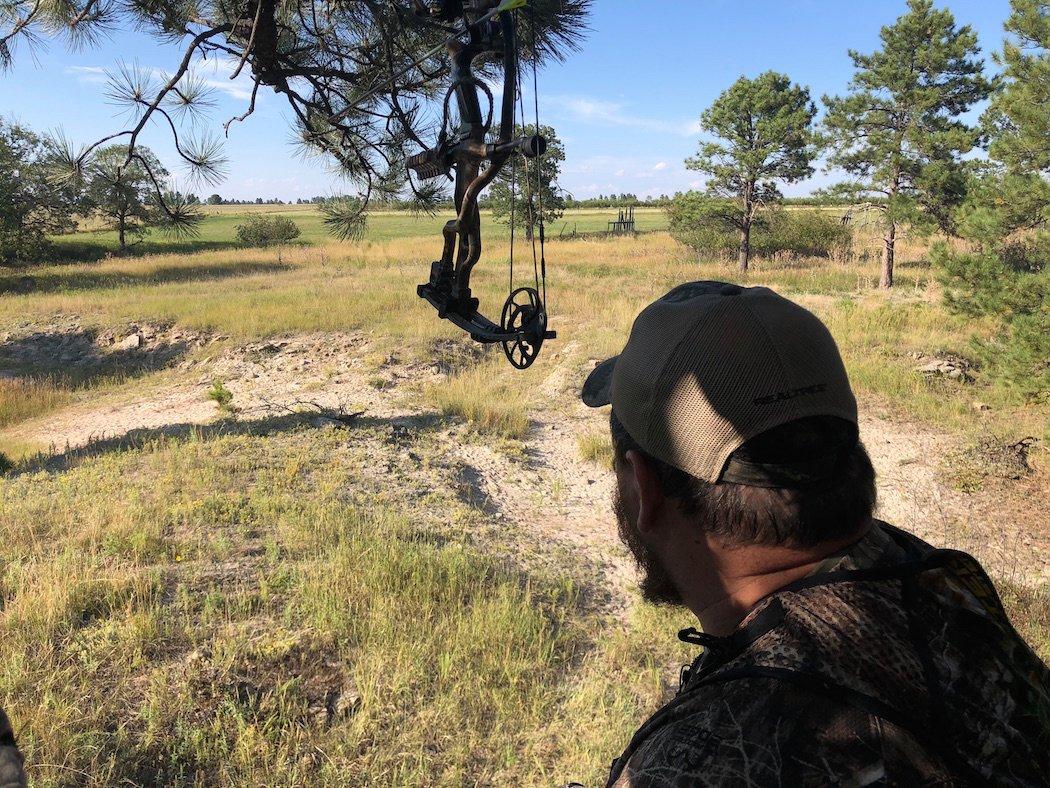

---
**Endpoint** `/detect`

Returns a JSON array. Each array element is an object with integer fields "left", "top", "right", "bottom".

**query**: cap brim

[{"left": 581, "top": 356, "right": 619, "bottom": 408}]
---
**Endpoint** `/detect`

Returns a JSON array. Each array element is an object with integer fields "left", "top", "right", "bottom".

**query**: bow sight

[{"left": 410, "top": 0, "right": 555, "bottom": 369}]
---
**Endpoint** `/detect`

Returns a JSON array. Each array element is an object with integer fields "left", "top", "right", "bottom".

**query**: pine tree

[
  {"left": 822, "top": 0, "right": 991, "bottom": 288},
  {"left": 932, "top": 0, "right": 1048, "bottom": 400},
  {"left": 82, "top": 145, "right": 169, "bottom": 251},
  {"left": 686, "top": 71, "right": 817, "bottom": 272},
  {"left": 986, "top": 0, "right": 1050, "bottom": 176},
  {"left": 488, "top": 123, "right": 566, "bottom": 240},
  {"left": 0, "top": 119, "right": 78, "bottom": 265}
]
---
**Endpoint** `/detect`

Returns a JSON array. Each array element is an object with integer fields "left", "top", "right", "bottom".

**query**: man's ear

[{"left": 623, "top": 450, "right": 665, "bottom": 535}]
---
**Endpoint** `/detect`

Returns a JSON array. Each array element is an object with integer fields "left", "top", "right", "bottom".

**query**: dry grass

[
  {"left": 0, "top": 209, "right": 1046, "bottom": 783},
  {"left": 577, "top": 429, "right": 614, "bottom": 469},
  {"left": 427, "top": 363, "right": 532, "bottom": 440},
  {"left": 1, "top": 217, "right": 1042, "bottom": 456},
  {"left": 0, "top": 377, "right": 75, "bottom": 429},
  {"left": 0, "top": 425, "right": 688, "bottom": 786}
]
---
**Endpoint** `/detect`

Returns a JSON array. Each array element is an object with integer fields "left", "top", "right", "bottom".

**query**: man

[{"left": 582, "top": 281, "right": 1049, "bottom": 786}]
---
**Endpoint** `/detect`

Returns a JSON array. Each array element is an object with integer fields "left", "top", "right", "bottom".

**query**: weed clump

[
  {"left": 206, "top": 379, "right": 235, "bottom": 414},
  {"left": 429, "top": 366, "right": 530, "bottom": 440},
  {"left": 577, "top": 430, "right": 614, "bottom": 468}
]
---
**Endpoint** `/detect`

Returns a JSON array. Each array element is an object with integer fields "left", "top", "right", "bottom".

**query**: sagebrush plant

[{"left": 235, "top": 215, "right": 302, "bottom": 248}]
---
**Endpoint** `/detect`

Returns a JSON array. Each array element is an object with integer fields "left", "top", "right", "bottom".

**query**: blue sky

[{"left": 0, "top": 0, "right": 1014, "bottom": 201}]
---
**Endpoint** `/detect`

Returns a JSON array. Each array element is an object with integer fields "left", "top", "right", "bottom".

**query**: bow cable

[
  {"left": 529, "top": 0, "right": 548, "bottom": 312},
  {"left": 514, "top": 16, "right": 542, "bottom": 297}
]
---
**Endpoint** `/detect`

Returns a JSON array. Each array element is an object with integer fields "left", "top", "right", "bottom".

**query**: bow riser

[{"left": 414, "top": 1, "right": 554, "bottom": 368}]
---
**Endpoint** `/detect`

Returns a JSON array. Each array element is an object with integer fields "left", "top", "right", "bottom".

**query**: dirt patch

[
  {"left": 0, "top": 320, "right": 207, "bottom": 382},
  {"left": 12, "top": 329, "right": 1048, "bottom": 611}
]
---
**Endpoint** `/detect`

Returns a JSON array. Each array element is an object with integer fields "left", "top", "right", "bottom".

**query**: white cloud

[
  {"left": 546, "top": 94, "right": 700, "bottom": 137},
  {"left": 652, "top": 161, "right": 668, "bottom": 171},
  {"left": 65, "top": 58, "right": 258, "bottom": 103},
  {"left": 64, "top": 66, "right": 107, "bottom": 84}
]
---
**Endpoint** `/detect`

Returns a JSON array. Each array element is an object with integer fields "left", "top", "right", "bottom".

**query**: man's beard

[{"left": 614, "top": 486, "right": 683, "bottom": 606}]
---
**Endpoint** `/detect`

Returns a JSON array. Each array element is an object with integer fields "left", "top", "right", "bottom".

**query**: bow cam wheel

[{"left": 500, "top": 287, "right": 547, "bottom": 369}]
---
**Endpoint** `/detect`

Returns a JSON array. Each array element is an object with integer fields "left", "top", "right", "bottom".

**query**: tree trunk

[
  {"left": 738, "top": 221, "right": 751, "bottom": 272},
  {"left": 738, "top": 184, "right": 754, "bottom": 272},
  {"left": 881, "top": 169, "right": 900, "bottom": 289},
  {"left": 118, "top": 214, "right": 127, "bottom": 252},
  {"left": 881, "top": 219, "right": 895, "bottom": 289}
]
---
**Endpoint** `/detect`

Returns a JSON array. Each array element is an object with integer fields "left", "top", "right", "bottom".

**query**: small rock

[
  {"left": 972, "top": 401, "right": 991, "bottom": 412},
  {"left": 118, "top": 333, "right": 142, "bottom": 350},
  {"left": 331, "top": 689, "right": 361, "bottom": 720},
  {"left": 308, "top": 702, "right": 329, "bottom": 725}
]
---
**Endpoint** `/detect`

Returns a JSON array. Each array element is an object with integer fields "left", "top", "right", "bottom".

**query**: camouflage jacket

[
  {"left": 608, "top": 522, "right": 1050, "bottom": 787},
  {"left": 0, "top": 709, "right": 25, "bottom": 788}
]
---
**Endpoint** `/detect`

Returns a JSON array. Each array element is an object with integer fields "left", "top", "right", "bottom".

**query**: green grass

[
  {"left": 51, "top": 206, "right": 671, "bottom": 261},
  {"left": 577, "top": 429, "right": 614, "bottom": 469},
  {"left": 0, "top": 424, "right": 690, "bottom": 786}
]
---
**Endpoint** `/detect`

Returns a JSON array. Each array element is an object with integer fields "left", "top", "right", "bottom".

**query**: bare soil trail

[{"left": 7, "top": 327, "right": 1047, "bottom": 608}]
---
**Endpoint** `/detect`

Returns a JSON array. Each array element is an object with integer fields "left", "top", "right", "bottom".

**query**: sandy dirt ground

[{"left": 5, "top": 326, "right": 1047, "bottom": 609}]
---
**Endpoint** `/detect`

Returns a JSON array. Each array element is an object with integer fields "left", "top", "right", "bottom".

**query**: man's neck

[{"left": 682, "top": 522, "right": 872, "bottom": 637}]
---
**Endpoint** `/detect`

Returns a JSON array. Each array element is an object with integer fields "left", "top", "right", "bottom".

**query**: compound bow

[{"left": 408, "top": 0, "right": 555, "bottom": 369}]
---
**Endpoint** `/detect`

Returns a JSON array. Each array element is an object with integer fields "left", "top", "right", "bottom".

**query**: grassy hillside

[{"left": 4, "top": 210, "right": 1042, "bottom": 447}]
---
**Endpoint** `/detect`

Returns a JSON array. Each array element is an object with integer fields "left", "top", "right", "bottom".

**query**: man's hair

[{"left": 610, "top": 412, "right": 877, "bottom": 547}]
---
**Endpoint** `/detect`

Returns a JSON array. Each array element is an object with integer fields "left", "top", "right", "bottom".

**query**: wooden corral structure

[{"left": 608, "top": 206, "right": 636, "bottom": 235}]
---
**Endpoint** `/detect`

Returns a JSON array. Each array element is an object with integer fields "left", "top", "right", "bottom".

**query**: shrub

[
  {"left": 759, "top": 210, "right": 852, "bottom": 260},
  {"left": 666, "top": 194, "right": 738, "bottom": 260},
  {"left": 667, "top": 193, "right": 851, "bottom": 262},
  {"left": 206, "top": 379, "right": 235, "bottom": 413},
  {"left": 235, "top": 215, "right": 301, "bottom": 247},
  {"left": 0, "top": 228, "right": 52, "bottom": 266},
  {"left": 933, "top": 236, "right": 1048, "bottom": 401}
]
